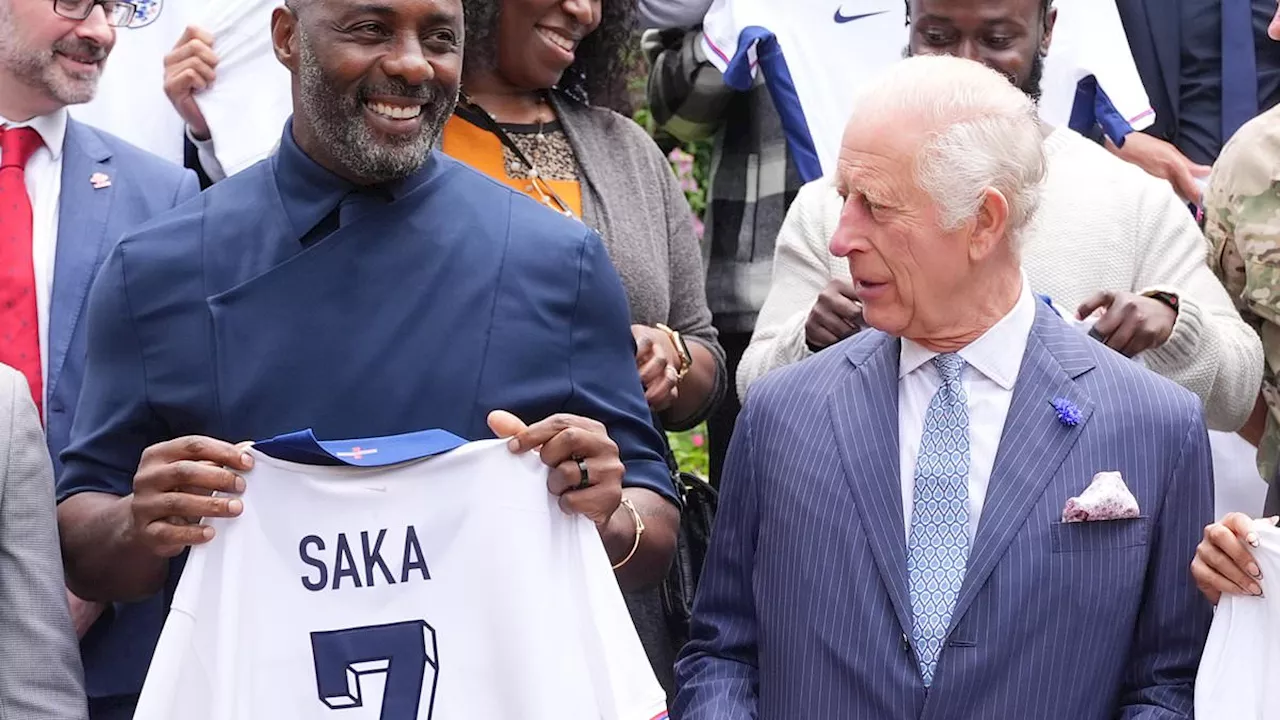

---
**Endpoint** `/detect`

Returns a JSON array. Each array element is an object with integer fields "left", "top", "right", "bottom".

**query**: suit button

[{"left": 902, "top": 633, "right": 910, "bottom": 652}]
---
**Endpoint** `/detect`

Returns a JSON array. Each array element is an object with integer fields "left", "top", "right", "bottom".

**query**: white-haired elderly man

[
  {"left": 736, "top": 0, "right": 1263, "bottom": 436},
  {"left": 674, "top": 55, "right": 1211, "bottom": 720}
]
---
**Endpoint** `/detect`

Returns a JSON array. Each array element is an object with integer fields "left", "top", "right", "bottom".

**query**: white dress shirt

[
  {"left": 0, "top": 109, "right": 67, "bottom": 398},
  {"left": 899, "top": 279, "right": 1037, "bottom": 541}
]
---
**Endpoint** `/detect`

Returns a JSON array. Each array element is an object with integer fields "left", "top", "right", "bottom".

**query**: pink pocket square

[{"left": 1062, "top": 471, "right": 1140, "bottom": 523}]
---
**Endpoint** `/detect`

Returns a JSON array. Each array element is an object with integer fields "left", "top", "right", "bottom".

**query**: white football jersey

[
  {"left": 1036, "top": 0, "right": 1154, "bottom": 138},
  {"left": 1195, "top": 521, "right": 1280, "bottom": 719},
  {"left": 134, "top": 431, "right": 668, "bottom": 720},
  {"left": 190, "top": 0, "right": 291, "bottom": 178},
  {"left": 699, "top": 0, "right": 1152, "bottom": 180}
]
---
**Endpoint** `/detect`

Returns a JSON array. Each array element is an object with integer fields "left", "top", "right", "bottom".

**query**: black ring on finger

[{"left": 575, "top": 457, "right": 590, "bottom": 491}]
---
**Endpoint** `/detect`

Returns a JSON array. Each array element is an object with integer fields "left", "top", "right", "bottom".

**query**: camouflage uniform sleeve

[
  {"left": 1203, "top": 107, "right": 1280, "bottom": 482},
  {"left": 1204, "top": 159, "right": 1248, "bottom": 314}
]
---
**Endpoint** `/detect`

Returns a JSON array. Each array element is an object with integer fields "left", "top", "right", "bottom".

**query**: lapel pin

[
  {"left": 1050, "top": 397, "right": 1082, "bottom": 427},
  {"left": 89, "top": 172, "right": 111, "bottom": 189}
]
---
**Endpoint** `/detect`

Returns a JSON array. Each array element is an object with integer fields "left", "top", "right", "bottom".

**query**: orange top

[{"left": 440, "top": 114, "right": 583, "bottom": 218}]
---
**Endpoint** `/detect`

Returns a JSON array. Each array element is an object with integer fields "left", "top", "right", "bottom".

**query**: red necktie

[{"left": 0, "top": 126, "right": 45, "bottom": 419}]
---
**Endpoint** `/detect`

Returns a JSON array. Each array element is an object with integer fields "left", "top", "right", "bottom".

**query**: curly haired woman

[{"left": 440, "top": 0, "right": 726, "bottom": 696}]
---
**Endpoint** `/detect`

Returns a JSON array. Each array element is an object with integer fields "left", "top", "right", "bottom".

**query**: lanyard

[{"left": 454, "top": 94, "right": 579, "bottom": 220}]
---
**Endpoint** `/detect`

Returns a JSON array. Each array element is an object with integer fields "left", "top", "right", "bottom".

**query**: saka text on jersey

[{"left": 298, "top": 526, "right": 432, "bottom": 591}]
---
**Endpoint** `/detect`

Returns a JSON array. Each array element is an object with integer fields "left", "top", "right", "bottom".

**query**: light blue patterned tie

[{"left": 907, "top": 353, "right": 971, "bottom": 688}]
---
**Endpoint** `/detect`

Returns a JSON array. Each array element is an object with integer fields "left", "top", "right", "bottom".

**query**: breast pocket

[{"left": 1049, "top": 517, "right": 1150, "bottom": 554}]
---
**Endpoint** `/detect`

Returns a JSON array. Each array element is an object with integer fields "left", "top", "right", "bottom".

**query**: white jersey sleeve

[
  {"left": 699, "top": 0, "right": 753, "bottom": 76},
  {"left": 1194, "top": 521, "right": 1280, "bottom": 719},
  {"left": 1039, "top": 0, "right": 1154, "bottom": 134},
  {"left": 191, "top": 0, "right": 292, "bottom": 178},
  {"left": 134, "top": 432, "right": 667, "bottom": 720}
]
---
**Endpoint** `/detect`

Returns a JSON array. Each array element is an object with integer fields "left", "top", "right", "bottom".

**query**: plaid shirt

[{"left": 645, "top": 28, "right": 804, "bottom": 335}]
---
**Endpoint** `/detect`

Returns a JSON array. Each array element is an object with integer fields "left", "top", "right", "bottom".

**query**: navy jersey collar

[{"left": 271, "top": 117, "right": 443, "bottom": 241}]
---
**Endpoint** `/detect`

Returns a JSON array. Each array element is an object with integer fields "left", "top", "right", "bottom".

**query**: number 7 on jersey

[{"left": 311, "top": 620, "right": 439, "bottom": 719}]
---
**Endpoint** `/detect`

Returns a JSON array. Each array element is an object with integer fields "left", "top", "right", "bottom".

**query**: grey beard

[
  {"left": 0, "top": 4, "right": 105, "bottom": 107},
  {"left": 297, "top": 30, "right": 457, "bottom": 184}
]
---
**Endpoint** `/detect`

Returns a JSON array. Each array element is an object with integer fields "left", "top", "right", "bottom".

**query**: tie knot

[
  {"left": 933, "top": 353, "right": 965, "bottom": 384},
  {"left": 1, "top": 126, "right": 43, "bottom": 170}
]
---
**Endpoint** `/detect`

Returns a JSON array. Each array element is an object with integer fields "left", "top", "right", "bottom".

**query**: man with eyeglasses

[{"left": 0, "top": 0, "right": 199, "bottom": 718}]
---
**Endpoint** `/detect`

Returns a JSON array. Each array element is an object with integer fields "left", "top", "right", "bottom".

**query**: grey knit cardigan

[{"left": 548, "top": 92, "right": 726, "bottom": 430}]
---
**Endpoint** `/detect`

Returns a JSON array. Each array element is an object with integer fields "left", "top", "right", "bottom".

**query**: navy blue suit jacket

[
  {"left": 674, "top": 303, "right": 1213, "bottom": 719},
  {"left": 1116, "top": 0, "right": 1182, "bottom": 145},
  {"left": 58, "top": 130, "right": 673, "bottom": 700},
  {"left": 48, "top": 119, "right": 198, "bottom": 705}
]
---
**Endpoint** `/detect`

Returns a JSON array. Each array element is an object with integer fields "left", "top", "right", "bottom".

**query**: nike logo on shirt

[{"left": 834, "top": 8, "right": 888, "bottom": 23}]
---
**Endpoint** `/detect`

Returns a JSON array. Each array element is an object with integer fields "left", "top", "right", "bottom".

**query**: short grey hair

[{"left": 851, "top": 55, "right": 1047, "bottom": 242}]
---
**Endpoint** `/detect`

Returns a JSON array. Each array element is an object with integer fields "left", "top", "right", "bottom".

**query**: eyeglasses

[{"left": 52, "top": 0, "right": 139, "bottom": 27}]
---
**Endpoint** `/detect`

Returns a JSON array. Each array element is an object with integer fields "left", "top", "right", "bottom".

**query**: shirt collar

[
  {"left": 899, "top": 275, "right": 1037, "bottom": 390},
  {"left": 271, "top": 116, "right": 442, "bottom": 241},
  {"left": 0, "top": 108, "right": 68, "bottom": 160}
]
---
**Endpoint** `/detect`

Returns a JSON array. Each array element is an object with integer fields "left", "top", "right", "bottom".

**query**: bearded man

[
  {"left": 0, "top": 1, "right": 200, "bottom": 718},
  {"left": 55, "top": 4, "right": 680, "bottom": 719}
]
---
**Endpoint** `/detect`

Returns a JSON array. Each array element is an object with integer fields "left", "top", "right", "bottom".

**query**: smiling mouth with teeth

[
  {"left": 367, "top": 102, "right": 423, "bottom": 120},
  {"left": 535, "top": 27, "right": 577, "bottom": 54}
]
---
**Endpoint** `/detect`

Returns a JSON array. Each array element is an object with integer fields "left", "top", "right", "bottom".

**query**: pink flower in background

[
  {"left": 669, "top": 148, "right": 695, "bottom": 178},
  {"left": 667, "top": 147, "right": 705, "bottom": 240},
  {"left": 691, "top": 433, "right": 706, "bottom": 448}
]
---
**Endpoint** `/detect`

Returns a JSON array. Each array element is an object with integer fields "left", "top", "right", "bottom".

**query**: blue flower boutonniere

[{"left": 1050, "top": 398, "right": 1082, "bottom": 427}]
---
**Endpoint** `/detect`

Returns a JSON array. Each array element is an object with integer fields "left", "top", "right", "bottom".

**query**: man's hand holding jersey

[
  {"left": 129, "top": 436, "right": 252, "bottom": 557},
  {"left": 488, "top": 410, "right": 678, "bottom": 591}
]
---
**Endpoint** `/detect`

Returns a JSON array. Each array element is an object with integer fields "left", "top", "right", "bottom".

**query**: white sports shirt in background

[
  {"left": 69, "top": 0, "right": 197, "bottom": 165},
  {"left": 699, "top": 0, "right": 1153, "bottom": 180},
  {"left": 1195, "top": 520, "right": 1280, "bottom": 719},
  {"left": 1037, "top": 0, "right": 1153, "bottom": 139},
  {"left": 190, "top": 0, "right": 291, "bottom": 178},
  {"left": 133, "top": 432, "right": 668, "bottom": 720}
]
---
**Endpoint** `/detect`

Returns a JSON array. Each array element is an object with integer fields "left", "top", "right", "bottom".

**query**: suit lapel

[
  {"left": 1142, "top": 0, "right": 1181, "bottom": 124},
  {"left": 48, "top": 120, "right": 113, "bottom": 401},
  {"left": 828, "top": 333, "right": 916, "bottom": 640},
  {"left": 947, "top": 304, "right": 1096, "bottom": 629}
]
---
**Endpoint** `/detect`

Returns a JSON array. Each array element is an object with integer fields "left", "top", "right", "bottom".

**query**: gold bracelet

[{"left": 611, "top": 497, "right": 645, "bottom": 570}]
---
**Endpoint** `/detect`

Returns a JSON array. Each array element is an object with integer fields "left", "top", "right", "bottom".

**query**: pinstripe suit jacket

[
  {"left": 0, "top": 364, "right": 87, "bottom": 719},
  {"left": 673, "top": 303, "right": 1214, "bottom": 719}
]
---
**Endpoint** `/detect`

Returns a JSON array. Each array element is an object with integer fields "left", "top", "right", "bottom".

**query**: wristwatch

[
  {"left": 655, "top": 323, "right": 694, "bottom": 380},
  {"left": 1141, "top": 290, "right": 1181, "bottom": 314}
]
